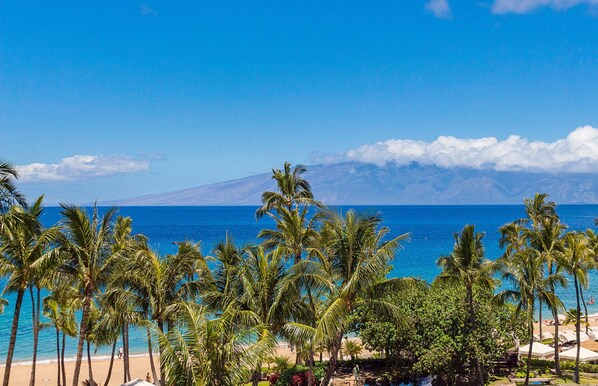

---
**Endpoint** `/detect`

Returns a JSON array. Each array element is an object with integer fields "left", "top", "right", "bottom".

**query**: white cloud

[
  {"left": 140, "top": 4, "right": 157, "bottom": 16},
  {"left": 492, "top": 0, "right": 598, "bottom": 14},
  {"left": 16, "top": 154, "right": 161, "bottom": 183},
  {"left": 330, "top": 126, "right": 598, "bottom": 173},
  {"left": 425, "top": 0, "right": 453, "bottom": 19}
]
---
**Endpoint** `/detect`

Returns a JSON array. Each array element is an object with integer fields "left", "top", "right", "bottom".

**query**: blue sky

[{"left": 2, "top": 0, "right": 598, "bottom": 203}]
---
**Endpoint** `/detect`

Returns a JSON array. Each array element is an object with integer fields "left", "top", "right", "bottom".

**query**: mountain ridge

[{"left": 100, "top": 162, "right": 598, "bottom": 206}]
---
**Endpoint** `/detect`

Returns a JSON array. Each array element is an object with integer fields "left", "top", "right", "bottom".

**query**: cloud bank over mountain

[
  {"left": 328, "top": 126, "right": 598, "bottom": 174},
  {"left": 16, "top": 154, "right": 161, "bottom": 183}
]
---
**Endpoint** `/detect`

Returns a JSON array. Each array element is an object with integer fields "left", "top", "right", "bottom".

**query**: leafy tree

[{"left": 437, "top": 224, "right": 497, "bottom": 385}]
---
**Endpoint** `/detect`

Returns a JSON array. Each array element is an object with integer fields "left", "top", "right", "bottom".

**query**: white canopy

[
  {"left": 588, "top": 327, "right": 598, "bottom": 340},
  {"left": 559, "top": 347, "right": 598, "bottom": 362},
  {"left": 559, "top": 330, "right": 577, "bottom": 343},
  {"left": 559, "top": 330, "right": 589, "bottom": 343},
  {"left": 519, "top": 342, "right": 554, "bottom": 359},
  {"left": 121, "top": 380, "right": 155, "bottom": 386}
]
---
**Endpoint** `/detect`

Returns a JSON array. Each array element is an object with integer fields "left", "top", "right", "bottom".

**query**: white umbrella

[
  {"left": 121, "top": 380, "right": 155, "bottom": 386},
  {"left": 580, "top": 331, "right": 590, "bottom": 342},
  {"left": 588, "top": 327, "right": 598, "bottom": 340},
  {"left": 540, "top": 332, "right": 554, "bottom": 340},
  {"left": 559, "top": 330, "right": 577, "bottom": 343},
  {"left": 519, "top": 342, "right": 555, "bottom": 359},
  {"left": 559, "top": 347, "right": 598, "bottom": 362}
]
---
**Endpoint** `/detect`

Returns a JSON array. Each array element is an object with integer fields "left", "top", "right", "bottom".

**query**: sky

[{"left": 2, "top": 0, "right": 598, "bottom": 204}]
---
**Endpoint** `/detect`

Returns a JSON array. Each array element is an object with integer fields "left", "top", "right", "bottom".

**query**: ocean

[{"left": 0, "top": 205, "right": 597, "bottom": 363}]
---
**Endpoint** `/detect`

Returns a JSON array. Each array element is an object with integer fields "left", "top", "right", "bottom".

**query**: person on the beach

[
  {"left": 353, "top": 364, "right": 360, "bottom": 383},
  {"left": 146, "top": 372, "right": 152, "bottom": 382},
  {"left": 117, "top": 346, "right": 123, "bottom": 359}
]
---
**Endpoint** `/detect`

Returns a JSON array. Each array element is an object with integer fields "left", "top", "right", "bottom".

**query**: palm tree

[
  {"left": 314, "top": 210, "right": 408, "bottom": 385},
  {"left": 0, "top": 196, "right": 60, "bottom": 386},
  {"left": 562, "top": 232, "right": 593, "bottom": 384},
  {"left": 497, "top": 249, "right": 564, "bottom": 386},
  {"left": 157, "top": 302, "right": 274, "bottom": 386},
  {"left": 43, "top": 284, "right": 79, "bottom": 386},
  {"left": 256, "top": 162, "right": 317, "bottom": 219},
  {"left": 58, "top": 205, "right": 119, "bottom": 386},
  {"left": 0, "top": 161, "right": 26, "bottom": 212},
  {"left": 112, "top": 239, "right": 207, "bottom": 384},
  {"left": 259, "top": 206, "right": 320, "bottom": 264},
  {"left": 437, "top": 224, "right": 497, "bottom": 385},
  {"left": 238, "top": 246, "right": 287, "bottom": 386}
]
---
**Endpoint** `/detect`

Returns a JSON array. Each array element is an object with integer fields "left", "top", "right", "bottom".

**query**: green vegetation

[{"left": 0, "top": 161, "right": 597, "bottom": 385}]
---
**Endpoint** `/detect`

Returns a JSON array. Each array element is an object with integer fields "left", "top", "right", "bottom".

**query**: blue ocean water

[{"left": 0, "top": 205, "right": 597, "bottom": 363}]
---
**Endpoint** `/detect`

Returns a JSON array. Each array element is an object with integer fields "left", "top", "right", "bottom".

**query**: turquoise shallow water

[{"left": 0, "top": 205, "right": 597, "bottom": 363}]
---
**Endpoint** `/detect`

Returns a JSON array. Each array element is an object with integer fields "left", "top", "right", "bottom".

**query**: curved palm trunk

[
  {"left": 55, "top": 327, "right": 61, "bottom": 386},
  {"left": 29, "top": 287, "right": 41, "bottom": 386},
  {"left": 104, "top": 340, "right": 117, "bottom": 386},
  {"left": 61, "top": 332, "right": 66, "bottom": 386},
  {"left": 146, "top": 327, "right": 158, "bottom": 384},
  {"left": 72, "top": 291, "right": 92, "bottom": 386},
  {"left": 574, "top": 273, "right": 581, "bottom": 384},
  {"left": 548, "top": 264, "right": 562, "bottom": 376},
  {"left": 86, "top": 340, "right": 94, "bottom": 385},
  {"left": 2, "top": 287, "right": 25, "bottom": 386},
  {"left": 158, "top": 319, "right": 165, "bottom": 385},
  {"left": 580, "top": 286, "right": 589, "bottom": 334}
]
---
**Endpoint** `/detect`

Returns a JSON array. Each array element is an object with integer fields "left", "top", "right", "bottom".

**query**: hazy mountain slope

[{"left": 102, "top": 162, "right": 598, "bottom": 205}]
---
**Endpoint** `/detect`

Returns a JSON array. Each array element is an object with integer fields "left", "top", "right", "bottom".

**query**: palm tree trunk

[
  {"left": 122, "top": 323, "right": 128, "bottom": 383},
  {"left": 147, "top": 326, "right": 158, "bottom": 384},
  {"left": 307, "top": 348, "right": 315, "bottom": 386},
  {"left": 158, "top": 319, "right": 165, "bottom": 385},
  {"left": 72, "top": 291, "right": 92, "bottom": 386},
  {"left": 574, "top": 273, "right": 581, "bottom": 384},
  {"left": 538, "top": 299, "right": 543, "bottom": 339},
  {"left": 467, "top": 286, "right": 484, "bottom": 385},
  {"left": 580, "top": 286, "right": 589, "bottom": 334},
  {"left": 552, "top": 305, "right": 561, "bottom": 375},
  {"left": 525, "top": 308, "right": 534, "bottom": 386},
  {"left": 104, "top": 340, "right": 117, "bottom": 386},
  {"left": 125, "top": 323, "right": 131, "bottom": 381},
  {"left": 322, "top": 333, "right": 343, "bottom": 386},
  {"left": 56, "top": 327, "right": 61, "bottom": 386},
  {"left": 86, "top": 340, "right": 94, "bottom": 385},
  {"left": 61, "top": 332, "right": 67, "bottom": 386},
  {"left": 2, "top": 287, "right": 25, "bottom": 386},
  {"left": 29, "top": 287, "right": 41, "bottom": 386}
]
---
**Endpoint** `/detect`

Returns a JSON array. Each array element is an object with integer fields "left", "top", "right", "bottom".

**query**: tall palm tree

[
  {"left": 238, "top": 246, "right": 287, "bottom": 386},
  {"left": 0, "top": 196, "right": 60, "bottom": 386},
  {"left": 0, "top": 161, "right": 26, "bottom": 212},
  {"left": 314, "top": 210, "right": 408, "bottom": 385},
  {"left": 256, "top": 162, "right": 317, "bottom": 219},
  {"left": 437, "top": 224, "right": 497, "bottom": 385},
  {"left": 259, "top": 206, "right": 320, "bottom": 264},
  {"left": 562, "top": 232, "right": 593, "bottom": 384},
  {"left": 497, "top": 249, "right": 564, "bottom": 386},
  {"left": 112, "top": 239, "right": 207, "bottom": 384},
  {"left": 58, "top": 205, "right": 119, "bottom": 386}
]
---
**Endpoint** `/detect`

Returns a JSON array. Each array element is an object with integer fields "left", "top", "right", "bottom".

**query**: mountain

[{"left": 101, "top": 162, "right": 598, "bottom": 205}]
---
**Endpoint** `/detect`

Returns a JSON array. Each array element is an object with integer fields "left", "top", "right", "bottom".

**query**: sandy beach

[{"left": 0, "top": 340, "right": 325, "bottom": 386}]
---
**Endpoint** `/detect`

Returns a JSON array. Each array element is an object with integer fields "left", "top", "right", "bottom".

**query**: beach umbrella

[
  {"left": 559, "top": 347, "right": 598, "bottom": 362},
  {"left": 121, "top": 380, "right": 155, "bottom": 386},
  {"left": 588, "top": 327, "right": 598, "bottom": 340},
  {"left": 519, "top": 342, "right": 555, "bottom": 359},
  {"left": 559, "top": 330, "right": 577, "bottom": 343}
]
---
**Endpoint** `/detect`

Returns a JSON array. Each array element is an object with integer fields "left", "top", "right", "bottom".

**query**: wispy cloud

[
  {"left": 16, "top": 154, "right": 162, "bottom": 183},
  {"left": 492, "top": 0, "right": 598, "bottom": 14},
  {"left": 425, "top": 0, "right": 453, "bottom": 19},
  {"left": 140, "top": 3, "right": 157, "bottom": 16},
  {"left": 317, "top": 126, "right": 598, "bottom": 173}
]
